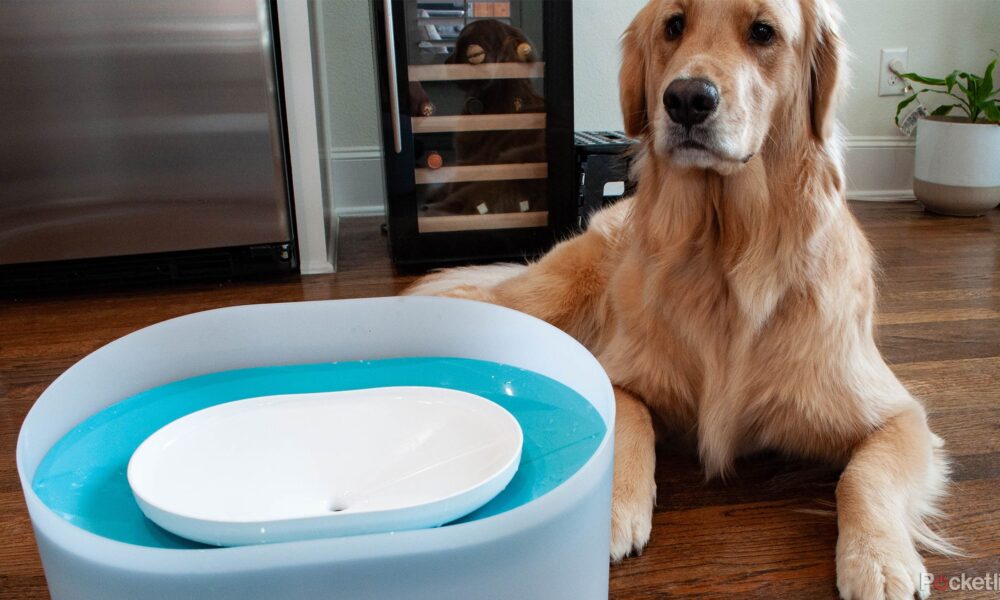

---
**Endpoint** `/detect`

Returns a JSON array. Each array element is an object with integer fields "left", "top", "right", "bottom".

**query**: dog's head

[
  {"left": 620, "top": 0, "right": 845, "bottom": 175},
  {"left": 447, "top": 19, "right": 537, "bottom": 66},
  {"left": 446, "top": 19, "right": 543, "bottom": 113}
]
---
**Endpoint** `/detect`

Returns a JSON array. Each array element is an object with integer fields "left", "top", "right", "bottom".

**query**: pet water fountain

[{"left": 17, "top": 297, "right": 615, "bottom": 599}]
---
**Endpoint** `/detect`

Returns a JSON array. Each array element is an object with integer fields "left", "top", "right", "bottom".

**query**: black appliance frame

[{"left": 372, "top": 0, "right": 575, "bottom": 270}]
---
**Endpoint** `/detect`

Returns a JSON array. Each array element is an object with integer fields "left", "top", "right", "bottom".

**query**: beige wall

[{"left": 315, "top": 0, "right": 1000, "bottom": 212}]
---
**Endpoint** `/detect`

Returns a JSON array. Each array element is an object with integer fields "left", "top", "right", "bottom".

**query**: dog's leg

[
  {"left": 610, "top": 386, "right": 657, "bottom": 562},
  {"left": 406, "top": 203, "right": 625, "bottom": 338},
  {"left": 835, "top": 404, "right": 950, "bottom": 600}
]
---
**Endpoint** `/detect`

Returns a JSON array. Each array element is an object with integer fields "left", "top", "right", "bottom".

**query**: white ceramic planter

[{"left": 914, "top": 116, "right": 1000, "bottom": 216}]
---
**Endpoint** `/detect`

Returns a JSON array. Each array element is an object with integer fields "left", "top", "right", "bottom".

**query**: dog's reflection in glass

[{"left": 421, "top": 19, "right": 547, "bottom": 218}]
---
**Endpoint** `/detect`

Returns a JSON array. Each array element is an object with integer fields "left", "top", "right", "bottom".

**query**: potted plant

[{"left": 895, "top": 54, "right": 1000, "bottom": 216}]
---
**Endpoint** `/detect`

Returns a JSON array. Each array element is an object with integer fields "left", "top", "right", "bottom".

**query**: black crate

[{"left": 574, "top": 131, "right": 638, "bottom": 228}]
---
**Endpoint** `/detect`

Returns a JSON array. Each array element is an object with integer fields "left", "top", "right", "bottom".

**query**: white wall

[
  {"left": 572, "top": 0, "right": 645, "bottom": 132},
  {"left": 312, "top": 0, "right": 386, "bottom": 217},
  {"left": 836, "top": 1, "right": 997, "bottom": 199},
  {"left": 318, "top": 0, "right": 1000, "bottom": 214},
  {"left": 840, "top": 0, "right": 999, "bottom": 138}
]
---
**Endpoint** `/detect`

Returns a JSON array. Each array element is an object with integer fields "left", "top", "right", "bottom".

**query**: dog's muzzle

[{"left": 663, "top": 78, "right": 719, "bottom": 128}]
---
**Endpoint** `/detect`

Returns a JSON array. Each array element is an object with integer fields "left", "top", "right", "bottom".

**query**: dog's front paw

[
  {"left": 836, "top": 528, "right": 927, "bottom": 600},
  {"left": 609, "top": 479, "right": 655, "bottom": 562}
]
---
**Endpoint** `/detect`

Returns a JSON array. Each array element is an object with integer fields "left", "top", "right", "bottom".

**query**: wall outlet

[{"left": 879, "top": 48, "right": 908, "bottom": 96}]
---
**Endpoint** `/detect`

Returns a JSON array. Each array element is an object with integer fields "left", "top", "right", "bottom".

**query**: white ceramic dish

[{"left": 127, "top": 386, "right": 523, "bottom": 546}]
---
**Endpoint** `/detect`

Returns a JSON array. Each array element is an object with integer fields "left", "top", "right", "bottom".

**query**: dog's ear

[
  {"left": 808, "top": 2, "right": 847, "bottom": 141},
  {"left": 619, "top": 16, "right": 649, "bottom": 138}
]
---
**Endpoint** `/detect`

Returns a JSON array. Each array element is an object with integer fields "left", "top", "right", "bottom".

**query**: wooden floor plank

[
  {"left": 1, "top": 202, "right": 998, "bottom": 599},
  {"left": 878, "top": 319, "right": 1000, "bottom": 364}
]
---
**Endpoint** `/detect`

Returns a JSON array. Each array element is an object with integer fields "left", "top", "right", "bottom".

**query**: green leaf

[
  {"left": 931, "top": 104, "right": 957, "bottom": 117},
  {"left": 945, "top": 70, "right": 959, "bottom": 93},
  {"left": 956, "top": 72, "right": 971, "bottom": 95},
  {"left": 961, "top": 73, "right": 982, "bottom": 107},
  {"left": 981, "top": 99, "right": 1000, "bottom": 124},
  {"left": 983, "top": 57, "right": 996, "bottom": 100},
  {"left": 888, "top": 55, "right": 1000, "bottom": 124},
  {"left": 898, "top": 72, "right": 946, "bottom": 86},
  {"left": 895, "top": 93, "right": 919, "bottom": 125}
]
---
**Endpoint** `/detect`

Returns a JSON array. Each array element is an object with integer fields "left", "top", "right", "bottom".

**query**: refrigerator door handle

[{"left": 383, "top": 0, "right": 402, "bottom": 154}]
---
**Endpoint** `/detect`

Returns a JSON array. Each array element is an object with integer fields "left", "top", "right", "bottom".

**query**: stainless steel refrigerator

[{"left": 0, "top": 0, "right": 295, "bottom": 288}]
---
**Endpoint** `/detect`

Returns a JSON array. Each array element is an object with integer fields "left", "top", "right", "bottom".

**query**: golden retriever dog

[{"left": 405, "top": 0, "right": 952, "bottom": 597}]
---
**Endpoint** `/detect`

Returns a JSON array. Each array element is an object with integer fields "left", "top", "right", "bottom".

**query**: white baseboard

[
  {"left": 337, "top": 204, "right": 386, "bottom": 217},
  {"left": 324, "top": 136, "right": 918, "bottom": 216},
  {"left": 844, "top": 136, "right": 916, "bottom": 202},
  {"left": 326, "top": 146, "right": 386, "bottom": 218},
  {"left": 847, "top": 190, "right": 916, "bottom": 202}
]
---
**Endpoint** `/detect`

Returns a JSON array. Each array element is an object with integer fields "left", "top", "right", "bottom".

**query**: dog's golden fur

[{"left": 406, "top": 1, "right": 951, "bottom": 597}]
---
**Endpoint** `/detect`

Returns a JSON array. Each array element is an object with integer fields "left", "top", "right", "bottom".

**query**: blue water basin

[{"left": 33, "top": 357, "right": 606, "bottom": 549}]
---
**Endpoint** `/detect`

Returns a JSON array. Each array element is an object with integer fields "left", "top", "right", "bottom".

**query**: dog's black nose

[{"left": 663, "top": 78, "right": 719, "bottom": 127}]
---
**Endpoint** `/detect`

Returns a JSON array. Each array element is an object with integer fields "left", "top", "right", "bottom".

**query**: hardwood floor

[{"left": 1, "top": 202, "right": 998, "bottom": 599}]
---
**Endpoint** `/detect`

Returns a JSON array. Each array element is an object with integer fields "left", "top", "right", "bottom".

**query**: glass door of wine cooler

[{"left": 372, "top": 0, "right": 573, "bottom": 268}]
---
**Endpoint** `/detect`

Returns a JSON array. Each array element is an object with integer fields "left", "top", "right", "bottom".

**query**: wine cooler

[{"left": 371, "top": 0, "right": 574, "bottom": 269}]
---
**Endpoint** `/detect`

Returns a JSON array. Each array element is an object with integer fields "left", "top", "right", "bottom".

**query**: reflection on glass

[{"left": 406, "top": 1, "right": 548, "bottom": 231}]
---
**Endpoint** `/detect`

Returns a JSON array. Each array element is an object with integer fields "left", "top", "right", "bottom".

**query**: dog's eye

[
  {"left": 665, "top": 15, "right": 685, "bottom": 41},
  {"left": 749, "top": 22, "right": 775, "bottom": 44}
]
